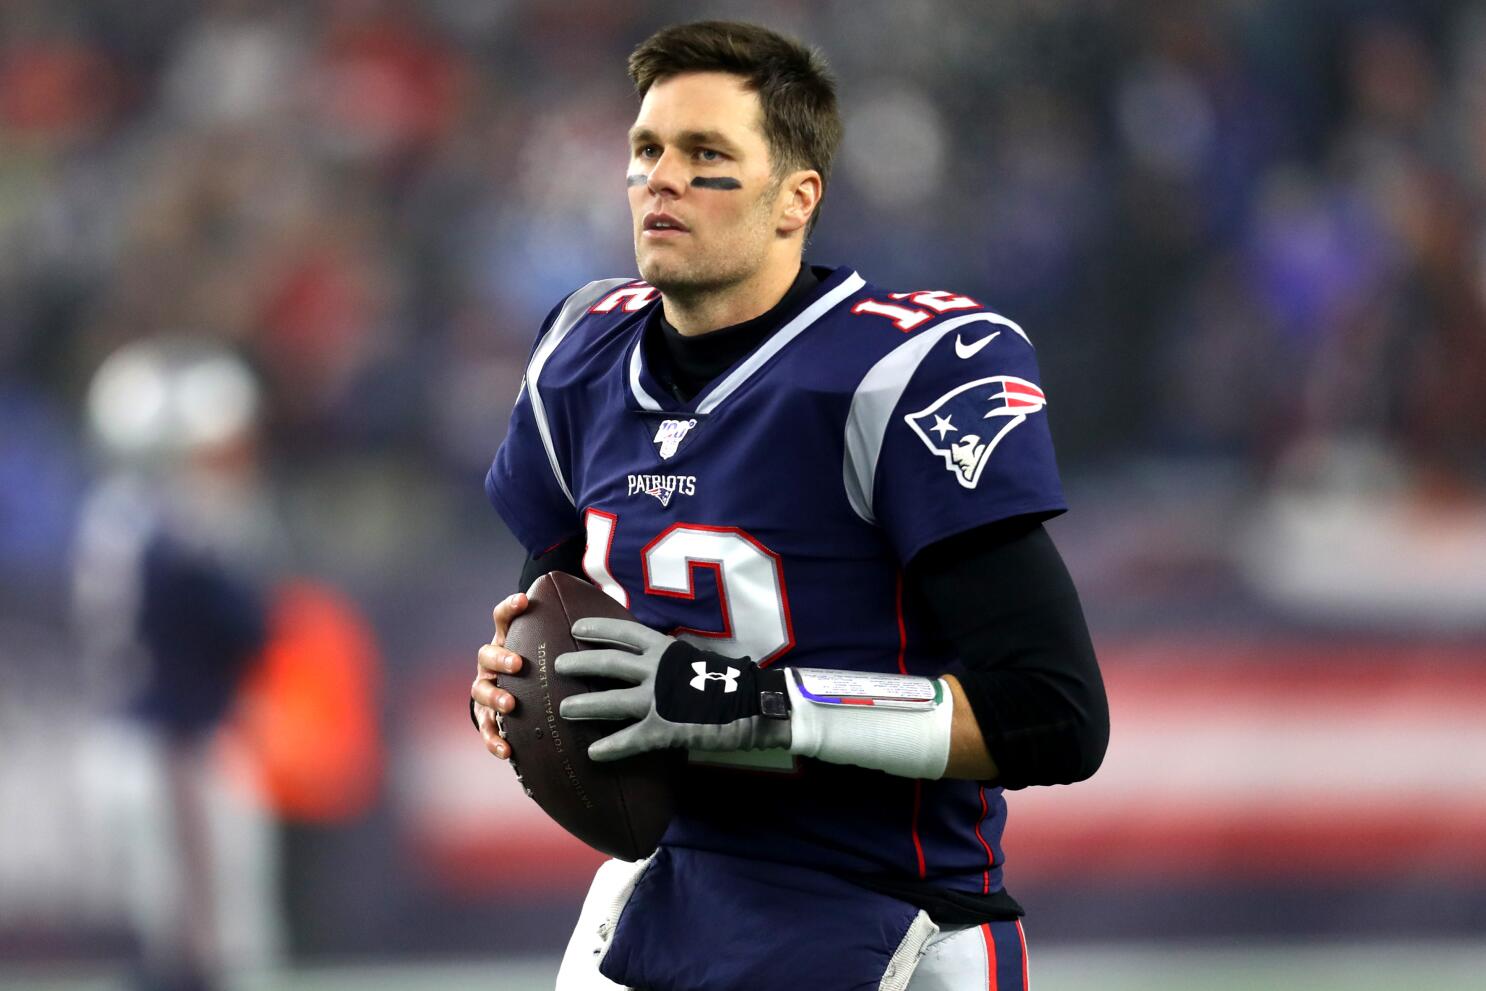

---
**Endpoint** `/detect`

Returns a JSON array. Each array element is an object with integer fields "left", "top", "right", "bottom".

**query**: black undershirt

[
  {"left": 512, "top": 270, "right": 1108, "bottom": 925},
  {"left": 643, "top": 263, "right": 821, "bottom": 401}
]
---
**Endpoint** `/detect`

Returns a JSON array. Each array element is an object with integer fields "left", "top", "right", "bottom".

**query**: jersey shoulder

[
  {"left": 825, "top": 275, "right": 1053, "bottom": 526},
  {"left": 526, "top": 277, "right": 659, "bottom": 384},
  {"left": 838, "top": 277, "right": 1034, "bottom": 355},
  {"left": 806, "top": 273, "right": 1036, "bottom": 396},
  {"left": 535, "top": 276, "right": 658, "bottom": 346}
]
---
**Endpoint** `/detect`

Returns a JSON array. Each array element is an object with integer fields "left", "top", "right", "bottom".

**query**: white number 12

[{"left": 582, "top": 511, "right": 795, "bottom": 665}]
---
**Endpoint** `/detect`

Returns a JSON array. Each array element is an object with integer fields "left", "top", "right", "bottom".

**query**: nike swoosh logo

[{"left": 954, "top": 331, "right": 1000, "bottom": 359}]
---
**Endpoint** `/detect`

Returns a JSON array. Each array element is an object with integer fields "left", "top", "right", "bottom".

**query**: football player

[
  {"left": 75, "top": 340, "right": 284, "bottom": 991},
  {"left": 471, "top": 21, "right": 1107, "bottom": 991}
]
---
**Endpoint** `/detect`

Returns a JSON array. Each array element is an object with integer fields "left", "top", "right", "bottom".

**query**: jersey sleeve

[
  {"left": 485, "top": 301, "right": 582, "bottom": 557},
  {"left": 848, "top": 312, "right": 1067, "bottom": 565}
]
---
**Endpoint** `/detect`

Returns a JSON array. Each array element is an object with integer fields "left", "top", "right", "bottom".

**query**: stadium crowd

[{"left": 3, "top": 0, "right": 1485, "bottom": 590}]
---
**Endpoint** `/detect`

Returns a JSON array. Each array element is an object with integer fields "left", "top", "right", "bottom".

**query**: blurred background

[{"left": 2, "top": 0, "right": 1484, "bottom": 988}]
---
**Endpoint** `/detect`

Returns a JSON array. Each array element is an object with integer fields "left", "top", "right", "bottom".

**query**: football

[{"left": 498, "top": 571, "right": 680, "bottom": 860}]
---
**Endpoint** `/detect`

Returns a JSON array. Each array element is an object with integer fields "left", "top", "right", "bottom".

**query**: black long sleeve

[
  {"left": 905, "top": 517, "right": 1108, "bottom": 789},
  {"left": 518, "top": 533, "right": 586, "bottom": 590}
]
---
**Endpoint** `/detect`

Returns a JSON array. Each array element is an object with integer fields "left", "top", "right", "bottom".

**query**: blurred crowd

[{"left": 3, "top": 0, "right": 1485, "bottom": 590}]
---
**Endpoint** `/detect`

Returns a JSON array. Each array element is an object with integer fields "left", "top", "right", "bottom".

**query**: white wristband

[{"left": 785, "top": 668, "right": 954, "bottom": 780}]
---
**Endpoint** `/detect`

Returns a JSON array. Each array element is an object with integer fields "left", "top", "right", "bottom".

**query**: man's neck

[{"left": 661, "top": 254, "right": 804, "bottom": 337}]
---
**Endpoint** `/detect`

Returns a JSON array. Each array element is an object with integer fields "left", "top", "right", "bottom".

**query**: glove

[{"left": 555, "top": 617, "right": 792, "bottom": 762}]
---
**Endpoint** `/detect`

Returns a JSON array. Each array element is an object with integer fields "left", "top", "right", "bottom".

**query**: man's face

[{"left": 627, "top": 71, "right": 783, "bottom": 296}]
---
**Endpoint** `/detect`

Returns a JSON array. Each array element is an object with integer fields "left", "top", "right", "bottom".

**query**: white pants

[
  {"left": 911, "top": 920, "right": 1030, "bottom": 991},
  {"left": 555, "top": 859, "right": 1030, "bottom": 990},
  {"left": 78, "top": 722, "right": 285, "bottom": 980}
]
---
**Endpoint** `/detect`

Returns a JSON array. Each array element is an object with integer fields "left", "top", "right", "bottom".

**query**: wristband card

[{"left": 790, "top": 668, "right": 942, "bottom": 710}]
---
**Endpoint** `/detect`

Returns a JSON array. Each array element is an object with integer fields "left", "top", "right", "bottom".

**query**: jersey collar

[{"left": 626, "top": 266, "right": 865, "bottom": 414}]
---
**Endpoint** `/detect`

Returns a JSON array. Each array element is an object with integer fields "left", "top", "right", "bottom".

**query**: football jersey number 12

[
  {"left": 582, "top": 509, "right": 795, "bottom": 666},
  {"left": 582, "top": 510, "right": 799, "bottom": 772}
]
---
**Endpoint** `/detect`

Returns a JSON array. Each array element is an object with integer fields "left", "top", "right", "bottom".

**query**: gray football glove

[{"left": 555, "top": 617, "right": 792, "bottom": 762}]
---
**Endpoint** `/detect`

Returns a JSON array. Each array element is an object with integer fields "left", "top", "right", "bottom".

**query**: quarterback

[{"left": 472, "top": 20, "right": 1108, "bottom": 991}]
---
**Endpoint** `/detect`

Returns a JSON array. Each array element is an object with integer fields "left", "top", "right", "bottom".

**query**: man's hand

[
  {"left": 471, "top": 593, "right": 529, "bottom": 759},
  {"left": 555, "top": 618, "right": 791, "bottom": 761}
]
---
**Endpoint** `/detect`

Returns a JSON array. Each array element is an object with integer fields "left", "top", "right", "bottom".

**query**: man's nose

[{"left": 644, "top": 149, "right": 688, "bottom": 197}]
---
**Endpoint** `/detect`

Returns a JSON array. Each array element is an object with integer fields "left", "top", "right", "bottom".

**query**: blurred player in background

[
  {"left": 73, "top": 340, "right": 286, "bottom": 991},
  {"left": 473, "top": 21, "right": 1108, "bottom": 990}
]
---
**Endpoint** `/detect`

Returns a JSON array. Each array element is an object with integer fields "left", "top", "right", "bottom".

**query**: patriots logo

[
  {"left": 903, "top": 376, "right": 1047, "bottom": 488},
  {"left": 627, "top": 473, "right": 695, "bottom": 507}
]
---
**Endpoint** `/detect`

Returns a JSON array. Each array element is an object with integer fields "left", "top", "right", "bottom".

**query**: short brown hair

[{"left": 628, "top": 21, "right": 841, "bottom": 234}]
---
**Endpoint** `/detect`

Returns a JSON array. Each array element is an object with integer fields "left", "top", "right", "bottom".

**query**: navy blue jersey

[
  {"left": 487, "top": 265, "right": 1065, "bottom": 896},
  {"left": 132, "top": 531, "right": 267, "bottom": 734},
  {"left": 73, "top": 477, "right": 270, "bottom": 738}
]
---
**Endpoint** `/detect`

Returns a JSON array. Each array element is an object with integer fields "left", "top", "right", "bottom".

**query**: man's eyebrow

[
  {"left": 628, "top": 127, "right": 743, "bottom": 153},
  {"left": 678, "top": 129, "right": 742, "bottom": 152}
]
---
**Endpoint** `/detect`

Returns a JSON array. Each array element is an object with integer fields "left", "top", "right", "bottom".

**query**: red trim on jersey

[
  {"left": 974, "top": 785, "right": 995, "bottom": 893},
  {"left": 981, "top": 923, "right": 998, "bottom": 990},
  {"left": 766, "top": 533, "right": 798, "bottom": 668},
  {"left": 897, "top": 570, "right": 927, "bottom": 878},
  {"left": 1015, "top": 919, "right": 1029, "bottom": 991},
  {"left": 589, "top": 281, "right": 657, "bottom": 313},
  {"left": 894, "top": 571, "right": 908, "bottom": 675},
  {"left": 638, "top": 522, "right": 796, "bottom": 666},
  {"left": 539, "top": 535, "right": 574, "bottom": 557},
  {"left": 661, "top": 560, "right": 734, "bottom": 643},
  {"left": 851, "top": 298, "right": 932, "bottom": 332},
  {"left": 580, "top": 508, "right": 628, "bottom": 607},
  {"left": 890, "top": 289, "right": 983, "bottom": 313},
  {"left": 911, "top": 780, "right": 927, "bottom": 880}
]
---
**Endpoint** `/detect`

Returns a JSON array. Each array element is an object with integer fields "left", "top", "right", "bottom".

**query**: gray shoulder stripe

[
  {"left": 843, "top": 311, "right": 1028, "bottom": 524},
  {"left": 526, "top": 278, "right": 632, "bottom": 505},
  {"left": 696, "top": 272, "right": 865, "bottom": 414}
]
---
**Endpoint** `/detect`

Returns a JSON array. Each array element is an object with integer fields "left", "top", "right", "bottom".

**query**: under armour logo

[{"left": 690, "top": 661, "right": 739, "bottom": 693}]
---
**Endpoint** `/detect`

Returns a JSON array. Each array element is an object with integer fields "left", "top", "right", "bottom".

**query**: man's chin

[
  {"left": 636, "top": 256, "right": 701, "bottom": 295},
  {"left": 636, "top": 248, "right": 747, "bottom": 300}
]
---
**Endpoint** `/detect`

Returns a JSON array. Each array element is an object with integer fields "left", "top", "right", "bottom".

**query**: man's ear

[{"left": 776, "top": 170, "right": 822, "bottom": 236}]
